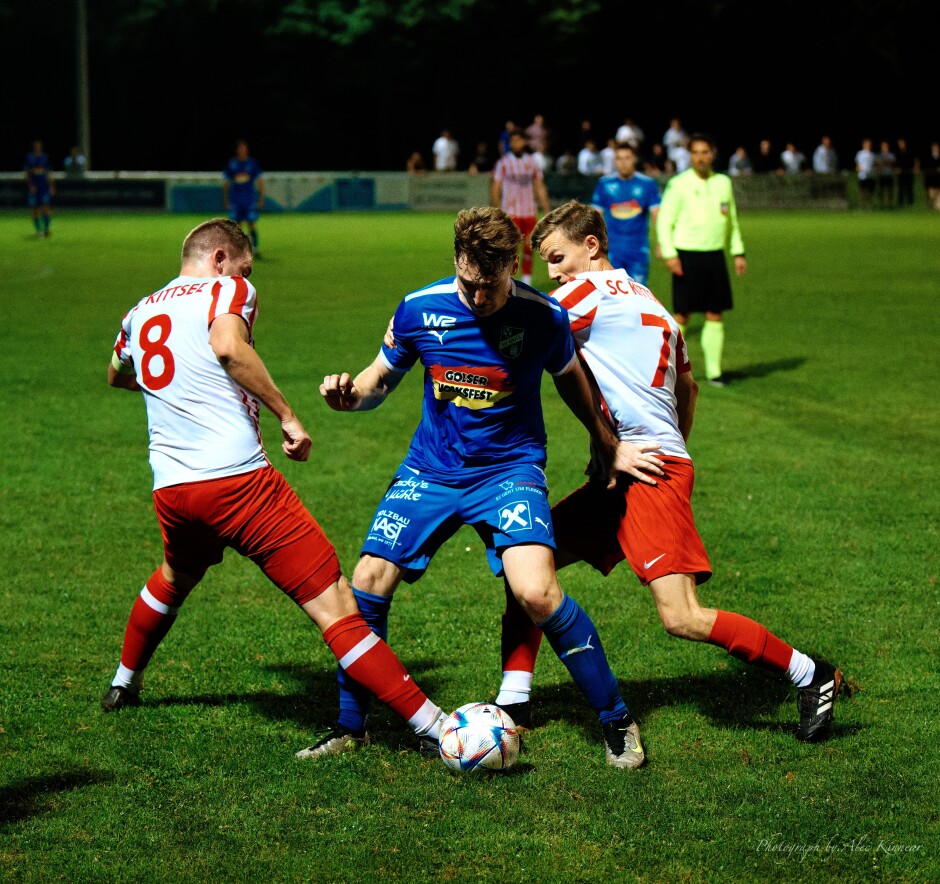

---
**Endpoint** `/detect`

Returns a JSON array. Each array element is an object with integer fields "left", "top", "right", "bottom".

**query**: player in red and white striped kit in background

[
  {"left": 490, "top": 128, "right": 552, "bottom": 285},
  {"left": 494, "top": 201, "right": 843, "bottom": 745},
  {"left": 103, "top": 218, "right": 447, "bottom": 757}
]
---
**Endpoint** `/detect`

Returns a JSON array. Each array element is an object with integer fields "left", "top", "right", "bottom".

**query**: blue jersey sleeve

[
  {"left": 542, "top": 305, "right": 576, "bottom": 376},
  {"left": 380, "top": 299, "right": 419, "bottom": 372}
]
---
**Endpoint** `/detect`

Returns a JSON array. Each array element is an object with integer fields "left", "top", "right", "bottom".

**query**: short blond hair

[
  {"left": 532, "top": 200, "right": 608, "bottom": 255},
  {"left": 181, "top": 217, "right": 252, "bottom": 263}
]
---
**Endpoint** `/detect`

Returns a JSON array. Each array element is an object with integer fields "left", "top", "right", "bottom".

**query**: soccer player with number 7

[
  {"left": 495, "top": 201, "right": 843, "bottom": 745},
  {"left": 102, "top": 218, "right": 449, "bottom": 757}
]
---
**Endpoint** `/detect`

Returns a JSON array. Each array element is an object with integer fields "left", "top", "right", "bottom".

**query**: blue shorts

[
  {"left": 229, "top": 202, "right": 260, "bottom": 223},
  {"left": 28, "top": 188, "right": 51, "bottom": 208},
  {"left": 609, "top": 249, "right": 650, "bottom": 285},
  {"left": 360, "top": 463, "right": 555, "bottom": 582}
]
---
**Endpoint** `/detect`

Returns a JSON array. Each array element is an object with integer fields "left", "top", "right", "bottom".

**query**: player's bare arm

[
  {"left": 108, "top": 356, "right": 141, "bottom": 392},
  {"left": 675, "top": 371, "right": 698, "bottom": 442},
  {"left": 490, "top": 179, "right": 501, "bottom": 209},
  {"left": 535, "top": 179, "right": 551, "bottom": 215},
  {"left": 209, "top": 312, "right": 311, "bottom": 462},
  {"left": 320, "top": 354, "right": 405, "bottom": 412}
]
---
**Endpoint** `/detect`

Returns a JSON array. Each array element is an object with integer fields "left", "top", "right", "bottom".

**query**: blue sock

[
  {"left": 335, "top": 587, "right": 392, "bottom": 734},
  {"left": 538, "top": 594, "right": 629, "bottom": 726}
]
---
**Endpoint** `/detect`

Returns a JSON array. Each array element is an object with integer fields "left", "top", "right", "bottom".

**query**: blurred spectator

[
  {"left": 644, "top": 142, "right": 667, "bottom": 177},
  {"left": 405, "top": 151, "right": 427, "bottom": 174},
  {"left": 555, "top": 150, "right": 578, "bottom": 175},
  {"left": 468, "top": 142, "right": 493, "bottom": 175},
  {"left": 854, "top": 138, "right": 876, "bottom": 208},
  {"left": 662, "top": 117, "right": 688, "bottom": 165},
  {"left": 894, "top": 138, "right": 917, "bottom": 207},
  {"left": 432, "top": 129, "right": 459, "bottom": 171},
  {"left": 577, "top": 139, "right": 603, "bottom": 176},
  {"left": 64, "top": 145, "right": 87, "bottom": 177},
  {"left": 498, "top": 120, "right": 516, "bottom": 157},
  {"left": 812, "top": 135, "right": 839, "bottom": 174},
  {"left": 752, "top": 139, "right": 780, "bottom": 174},
  {"left": 875, "top": 139, "right": 897, "bottom": 208},
  {"left": 600, "top": 138, "right": 617, "bottom": 176},
  {"left": 615, "top": 117, "right": 645, "bottom": 151},
  {"left": 780, "top": 142, "right": 807, "bottom": 175},
  {"left": 672, "top": 139, "right": 691, "bottom": 173},
  {"left": 727, "top": 146, "right": 753, "bottom": 177},
  {"left": 922, "top": 141, "right": 940, "bottom": 210},
  {"left": 524, "top": 114, "right": 549, "bottom": 154}
]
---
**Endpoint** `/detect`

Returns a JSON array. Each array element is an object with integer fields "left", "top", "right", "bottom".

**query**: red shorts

[
  {"left": 152, "top": 466, "right": 341, "bottom": 605},
  {"left": 551, "top": 457, "right": 712, "bottom": 586},
  {"left": 512, "top": 216, "right": 537, "bottom": 240}
]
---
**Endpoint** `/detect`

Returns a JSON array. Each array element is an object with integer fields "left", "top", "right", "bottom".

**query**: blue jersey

[
  {"left": 382, "top": 276, "right": 576, "bottom": 477},
  {"left": 223, "top": 157, "right": 263, "bottom": 204},
  {"left": 591, "top": 172, "right": 661, "bottom": 253},
  {"left": 24, "top": 152, "right": 51, "bottom": 194}
]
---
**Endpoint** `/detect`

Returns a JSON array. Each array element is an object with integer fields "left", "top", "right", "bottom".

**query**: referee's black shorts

[{"left": 671, "top": 249, "right": 733, "bottom": 315}]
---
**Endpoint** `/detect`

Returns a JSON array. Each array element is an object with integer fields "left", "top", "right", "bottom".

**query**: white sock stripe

[
  {"left": 410, "top": 700, "right": 444, "bottom": 736},
  {"left": 337, "top": 630, "right": 380, "bottom": 670},
  {"left": 141, "top": 586, "right": 180, "bottom": 616}
]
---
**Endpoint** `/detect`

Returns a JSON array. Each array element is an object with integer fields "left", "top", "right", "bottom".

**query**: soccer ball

[{"left": 438, "top": 702, "right": 520, "bottom": 773}]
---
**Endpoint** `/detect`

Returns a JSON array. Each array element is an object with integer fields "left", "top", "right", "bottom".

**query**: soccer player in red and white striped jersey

[
  {"left": 490, "top": 129, "right": 551, "bottom": 285},
  {"left": 495, "top": 201, "right": 842, "bottom": 745},
  {"left": 103, "top": 218, "right": 447, "bottom": 758}
]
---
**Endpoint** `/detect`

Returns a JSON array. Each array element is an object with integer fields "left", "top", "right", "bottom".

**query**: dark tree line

[{"left": 1, "top": 0, "right": 932, "bottom": 172}]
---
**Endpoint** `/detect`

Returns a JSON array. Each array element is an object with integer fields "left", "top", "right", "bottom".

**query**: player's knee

[
  {"left": 351, "top": 555, "right": 400, "bottom": 597},
  {"left": 659, "top": 607, "right": 699, "bottom": 640}
]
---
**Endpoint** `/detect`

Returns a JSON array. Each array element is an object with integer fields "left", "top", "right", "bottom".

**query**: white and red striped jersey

[
  {"left": 112, "top": 275, "right": 269, "bottom": 490},
  {"left": 492, "top": 151, "right": 543, "bottom": 218},
  {"left": 552, "top": 269, "right": 692, "bottom": 459}
]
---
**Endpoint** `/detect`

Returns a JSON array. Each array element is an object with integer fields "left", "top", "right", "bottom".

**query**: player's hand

[
  {"left": 281, "top": 416, "right": 312, "bottom": 462},
  {"left": 383, "top": 316, "right": 396, "bottom": 349},
  {"left": 320, "top": 372, "right": 360, "bottom": 411},
  {"left": 608, "top": 441, "right": 664, "bottom": 489},
  {"left": 734, "top": 255, "right": 747, "bottom": 276}
]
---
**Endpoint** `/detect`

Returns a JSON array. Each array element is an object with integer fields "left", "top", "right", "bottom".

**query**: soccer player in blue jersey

[
  {"left": 24, "top": 140, "right": 55, "bottom": 238},
  {"left": 590, "top": 143, "right": 661, "bottom": 284},
  {"left": 309, "top": 207, "right": 663, "bottom": 769},
  {"left": 222, "top": 139, "right": 265, "bottom": 254}
]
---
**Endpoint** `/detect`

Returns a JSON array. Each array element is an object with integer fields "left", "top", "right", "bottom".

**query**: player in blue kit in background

[
  {"left": 222, "top": 139, "right": 265, "bottom": 254},
  {"left": 591, "top": 142, "right": 660, "bottom": 284},
  {"left": 308, "top": 207, "right": 664, "bottom": 769},
  {"left": 24, "top": 139, "right": 55, "bottom": 238}
]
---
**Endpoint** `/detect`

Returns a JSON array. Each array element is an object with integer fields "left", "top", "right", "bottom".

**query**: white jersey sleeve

[
  {"left": 113, "top": 274, "right": 269, "bottom": 489},
  {"left": 553, "top": 269, "right": 691, "bottom": 458}
]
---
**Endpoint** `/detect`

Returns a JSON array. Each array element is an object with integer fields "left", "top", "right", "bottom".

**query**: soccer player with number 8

[{"left": 102, "top": 218, "right": 448, "bottom": 757}]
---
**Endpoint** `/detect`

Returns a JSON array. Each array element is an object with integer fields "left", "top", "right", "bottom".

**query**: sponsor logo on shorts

[
  {"left": 495, "top": 480, "right": 544, "bottom": 502},
  {"left": 387, "top": 477, "right": 429, "bottom": 502},
  {"left": 369, "top": 509, "right": 410, "bottom": 547},
  {"left": 499, "top": 501, "right": 532, "bottom": 533}
]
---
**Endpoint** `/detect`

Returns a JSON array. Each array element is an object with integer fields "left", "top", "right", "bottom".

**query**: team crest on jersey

[{"left": 499, "top": 326, "right": 524, "bottom": 358}]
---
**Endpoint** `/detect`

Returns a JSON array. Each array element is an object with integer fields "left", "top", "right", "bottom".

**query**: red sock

[
  {"left": 707, "top": 610, "right": 793, "bottom": 674},
  {"left": 323, "top": 613, "right": 430, "bottom": 724},
  {"left": 501, "top": 585, "right": 542, "bottom": 673},
  {"left": 522, "top": 242, "right": 533, "bottom": 277},
  {"left": 119, "top": 569, "right": 182, "bottom": 672}
]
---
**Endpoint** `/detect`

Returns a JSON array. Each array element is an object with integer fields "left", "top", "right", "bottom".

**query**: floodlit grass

[{"left": 1, "top": 208, "right": 938, "bottom": 882}]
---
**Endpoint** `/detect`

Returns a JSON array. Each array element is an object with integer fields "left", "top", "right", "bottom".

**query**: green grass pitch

[{"left": 0, "top": 208, "right": 937, "bottom": 882}]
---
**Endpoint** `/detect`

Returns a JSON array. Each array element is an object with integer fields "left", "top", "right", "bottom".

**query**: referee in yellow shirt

[{"left": 656, "top": 133, "right": 746, "bottom": 387}]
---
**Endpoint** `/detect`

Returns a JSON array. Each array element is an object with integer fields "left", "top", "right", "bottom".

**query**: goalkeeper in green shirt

[{"left": 656, "top": 133, "right": 746, "bottom": 387}]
